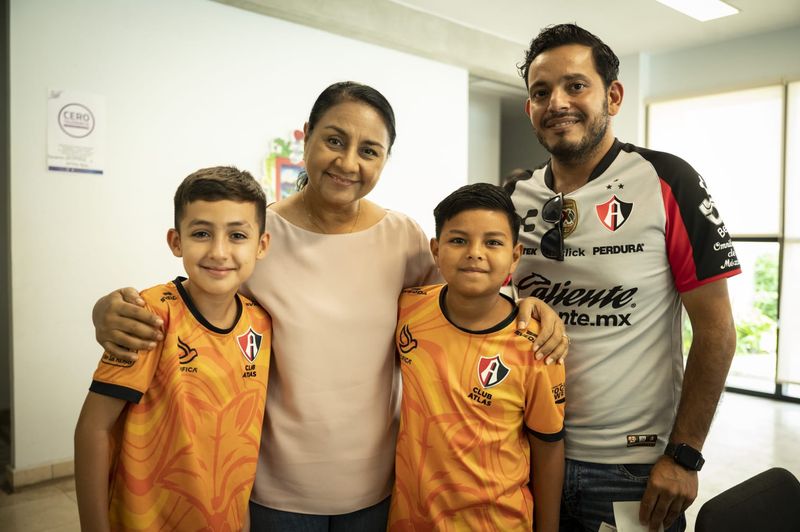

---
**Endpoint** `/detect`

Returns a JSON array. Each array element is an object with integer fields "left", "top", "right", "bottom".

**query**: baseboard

[{"left": 5, "top": 459, "right": 74, "bottom": 491}]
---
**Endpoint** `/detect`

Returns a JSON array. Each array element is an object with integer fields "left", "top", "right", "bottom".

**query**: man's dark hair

[
  {"left": 518, "top": 23, "right": 620, "bottom": 90},
  {"left": 434, "top": 183, "right": 521, "bottom": 244},
  {"left": 174, "top": 166, "right": 267, "bottom": 233}
]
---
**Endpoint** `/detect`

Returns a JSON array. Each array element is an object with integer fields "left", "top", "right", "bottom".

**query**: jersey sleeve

[
  {"left": 89, "top": 300, "right": 165, "bottom": 403},
  {"left": 523, "top": 361, "right": 566, "bottom": 442},
  {"left": 648, "top": 151, "right": 741, "bottom": 292}
]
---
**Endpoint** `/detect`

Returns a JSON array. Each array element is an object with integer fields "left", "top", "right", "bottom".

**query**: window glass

[
  {"left": 681, "top": 241, "right": 778, "bottom": 393},
  {"left": 777, "top": 82, "right": 800, "bottom": 386},
  {"left": 648, "top": 86, "right": 783, "bottom": 236},
  {"left": 726, "top": 242, "right": 779, "bottom": 392}
]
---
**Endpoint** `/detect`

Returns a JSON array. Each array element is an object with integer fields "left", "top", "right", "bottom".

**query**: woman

[{"left": 93, "top": 82, "right": 568, "bottom": 530}]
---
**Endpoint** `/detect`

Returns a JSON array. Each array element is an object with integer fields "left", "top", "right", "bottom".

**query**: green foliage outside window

[{"left": 682, "top": 253, "right": 778, "bottom": 356}]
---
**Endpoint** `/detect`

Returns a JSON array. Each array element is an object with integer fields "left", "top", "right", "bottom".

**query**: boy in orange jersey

[
  {"left": 389, "top": 183, "right": 565, "bottom": 532},
  {"left": 75, "top": 166, "right": 271, "bottom": 531}
]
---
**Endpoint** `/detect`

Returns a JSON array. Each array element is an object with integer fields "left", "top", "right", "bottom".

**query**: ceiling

[{"left": 390, "top": 0, "right": 800, "bottom": 56}]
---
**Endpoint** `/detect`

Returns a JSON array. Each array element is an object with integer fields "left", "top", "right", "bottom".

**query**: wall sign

[{"left": 47, "top": 89, "right": 105, "bottom": 175}]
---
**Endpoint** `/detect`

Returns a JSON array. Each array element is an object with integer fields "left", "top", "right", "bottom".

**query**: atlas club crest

[
  {"left": 237, "top": 328, "right": 263, "bottom": 362},
  {"left": 477, "top": 354, "right": 510, "bottom": 388},
  {"left": 596, "top": 195, "right": 633, "bottom": 232}
]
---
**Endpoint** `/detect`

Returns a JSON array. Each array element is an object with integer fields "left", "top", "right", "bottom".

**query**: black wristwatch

[{"left": 664, "top": 442, "right": 705, "bottom": 471}]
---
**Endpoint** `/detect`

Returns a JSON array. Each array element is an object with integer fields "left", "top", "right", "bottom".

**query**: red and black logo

[
  {"left": 477, "top": 354, "right": 510, "bottom": 388},
  {"left": 596, "top": 195, "right": 633, "bottom": 232},
  {"left": 237, "top": 328, "right": 263, "bottom": 362}
]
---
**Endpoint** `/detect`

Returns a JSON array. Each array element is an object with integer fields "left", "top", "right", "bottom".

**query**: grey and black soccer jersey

[{"left": 508, "top": 139, "right": 741, "bottom": 464}]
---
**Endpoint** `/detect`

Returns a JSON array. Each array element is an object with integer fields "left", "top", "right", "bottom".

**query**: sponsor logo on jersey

[
  {"left": 697, "top": 175, "right": 723, "bottom": 225},
  {"left": 521, "top": 208, "right": 538, "bottom": 233},
  {"left": 160, "top": 291, "right": 177, "bottom": 303},
  {"left": 552, "top": 382, "right": 566, "bottom": 404},
  {"left": 101, "top": 352, "right": 135, "bottom": 368},
  {"left": 237, "top": 328, "right": 262, "bottom": 362},
  {"left": 178, "top": 337, "right": 198, "bottom": 365},
  {"left": 398, "top": 324, "right": 418, "bottom": 355},
  {"left": 403, "top": 287, "right": 429, "bottom": 296},
  {"left": 517, "top": 274, "right": 637, "bottom": 309},
  {"left": 178, "top": 337, "right": 199, "bottom": 373},
  {"left": 562, "top": 198, "right": 579, "bottom": 238},
  {"left": 516, "top": 273, "right": 637, "bottom": 328},
  {"left": 596, "top": 195, "right": 633, "bottom": 232},
  {"left": 477, "top": 354, "right": 510, "bottom": 388},
  {"left": 626, "top": 434, "right": 658, "bottom": 447},
  {"left": 515, "top": 329, "right": 538, "bottom": 343},
  {"left": 592, "top": 243, "right": 645, "bottom": 255},
  {"left": 524, "top": 246, "right": 586, "bottom": 256}
]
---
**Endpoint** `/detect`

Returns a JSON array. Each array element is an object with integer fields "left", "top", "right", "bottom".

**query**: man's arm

[
  {"left": 92, "top": 288, "right": 163, "bottom": 361},
  {"left": 529, "top": 435, "right": 564, "bottom": 532},
  {"left": 639, "top": 279, "right": 736, "bottom": 530},
  {"left": 75, "top": 392, "right": 128, "bottom": 532}
]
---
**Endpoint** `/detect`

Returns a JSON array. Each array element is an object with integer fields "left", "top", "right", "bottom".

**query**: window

[{"left": 648, "top": 83, "right": 799, "bottom": 396}]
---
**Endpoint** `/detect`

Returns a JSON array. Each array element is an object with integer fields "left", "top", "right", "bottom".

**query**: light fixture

[{"left": 655, "top": 0, "right": 739, "bottom": 22}]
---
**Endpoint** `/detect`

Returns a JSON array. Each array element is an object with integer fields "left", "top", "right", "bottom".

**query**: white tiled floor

[
  {"left": 0, "top": 392, "right": 798, "bottom": 531},
  {"left": 684, "top": 392, "right": 800, "bottom": 530}
]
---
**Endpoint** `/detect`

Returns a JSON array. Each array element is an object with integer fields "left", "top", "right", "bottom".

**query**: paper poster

[{"left": 47, "top": 89, "right": 105, "bottom": 174}]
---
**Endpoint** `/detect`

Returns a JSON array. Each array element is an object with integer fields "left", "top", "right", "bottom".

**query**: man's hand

[
  {"left": 639, "top": 456, "right": 697, "bottom": 531},
  {"left": 92, "top": 287, "right": 163, "bottom": 361},
  {"left": 516, "top": 296, "right": 568, "bottom": 364}
]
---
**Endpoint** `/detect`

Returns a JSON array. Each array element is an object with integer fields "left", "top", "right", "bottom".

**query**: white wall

[
  {"left": 1, "top": 0, "right": 10, "bottom": 415},
  {"left": 468, "top": 91, "right": 501, "bottom": 183},
  {"left": 645, "top": 25, "right": 800, "bottom": 102},
  {"left": 9, "top": 0, "right": 467, "bottom": 471},
  {"left": 615, "top": 52, "right": 647, "bottom": 146}
]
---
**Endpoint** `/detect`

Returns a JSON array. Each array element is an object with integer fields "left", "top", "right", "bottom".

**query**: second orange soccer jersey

[{"left": 389, "top": 285, "right": 566, "bottom": 531}]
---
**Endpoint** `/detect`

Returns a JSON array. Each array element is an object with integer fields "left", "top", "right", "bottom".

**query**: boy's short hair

[
  {"left": 174, "top": 166, "right": 267, "bottom": 233},
  {"left": 434, "top": 183, "right": 521, "bottom": 244}
]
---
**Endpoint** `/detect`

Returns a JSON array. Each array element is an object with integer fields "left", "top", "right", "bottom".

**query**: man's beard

[{"left": 536, "top": 102, "right": 609, "bottom": 164}]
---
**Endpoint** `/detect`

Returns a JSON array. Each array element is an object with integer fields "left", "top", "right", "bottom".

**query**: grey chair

[{"left": 695, "top": 467, "right": 800, "bottom": 532}]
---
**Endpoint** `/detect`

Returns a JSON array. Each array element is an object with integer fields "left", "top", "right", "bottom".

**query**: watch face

[{"left": 675, "top": 444, "right": 704, "bottom": 470}]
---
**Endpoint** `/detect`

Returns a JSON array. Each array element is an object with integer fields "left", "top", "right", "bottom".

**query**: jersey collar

[
  {"left": 173, "top": 276, "right": 243, "bottom": 335},
  {"left": 544, "top": 138, "right": 623, "bottom": 191}
]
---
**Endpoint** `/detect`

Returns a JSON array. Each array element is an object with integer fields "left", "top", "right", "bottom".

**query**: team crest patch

[
  {"left": 477, "top": 354, "right": 510, "bottom": 388},
  {"left": 562, "top": 198, "right": 579, "bottom": 238},
  {"left": 237, "top": 328, "right": 263, "bottom": 362},
  {"left": 596, "top": 195, "right": 633, "bottom": 232}
]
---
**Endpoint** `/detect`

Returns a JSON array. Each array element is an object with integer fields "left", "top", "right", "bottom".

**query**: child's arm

[
  {"left": 241, "top": 503, "right": 251, "bottom": 532},
  {"left": 528, "top": 434, "right": 564, "bottom": 532},
  {"left": 74, "top": 391, "right": 127, "bottom": 532}
]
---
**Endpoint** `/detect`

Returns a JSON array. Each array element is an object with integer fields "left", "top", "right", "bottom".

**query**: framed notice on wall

[{"left": 47, "top": 89, "right": 106, "bottom": 175}]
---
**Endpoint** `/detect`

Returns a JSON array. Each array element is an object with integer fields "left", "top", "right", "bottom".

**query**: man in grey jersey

[{"left": 507, "top": 24, "right": 739, "bottom": 532}]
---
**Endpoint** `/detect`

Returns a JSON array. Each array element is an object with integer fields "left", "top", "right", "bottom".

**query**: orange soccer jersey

[
  {"left": 90, "top": 277, "right": 271, "bottom": 531},
  {"left": 389, "top": 285, "right": 566, "bottom": 531}
]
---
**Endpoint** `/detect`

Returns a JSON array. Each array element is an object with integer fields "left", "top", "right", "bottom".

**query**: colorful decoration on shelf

[{"left": 262, "top": 129, "right": 305, "bottom": 203}]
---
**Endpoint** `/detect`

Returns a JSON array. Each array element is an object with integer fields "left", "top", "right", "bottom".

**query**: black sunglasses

[{"left": 541, "top": 193, "right": 564, "bottom": 261}]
